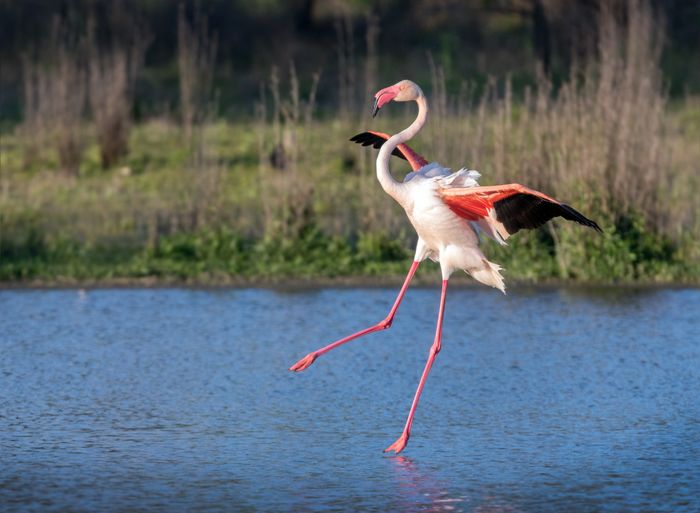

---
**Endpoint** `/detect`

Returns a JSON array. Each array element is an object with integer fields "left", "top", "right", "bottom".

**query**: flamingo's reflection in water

[
  {"left": 390, "top": 456, "right": 465, "bottom": 512},
  {"left": 390, "top": 456, "right": 522, "bottom": 513}
]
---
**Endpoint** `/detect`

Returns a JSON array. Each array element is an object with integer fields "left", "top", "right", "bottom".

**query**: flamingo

[{"left": 289, "top": 79, "right": 601, "bottom": 454}]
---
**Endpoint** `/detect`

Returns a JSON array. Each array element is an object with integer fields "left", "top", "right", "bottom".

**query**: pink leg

[
  {"left": 384, "top": 279, "right": 448, "bottom": 454},
  {"left": 289, "top": 260, "right": 421, "bottom": 372}
]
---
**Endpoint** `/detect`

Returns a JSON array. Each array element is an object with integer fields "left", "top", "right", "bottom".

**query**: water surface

[{"left": 1, "top": 286, "right": 699, "bottom": 512}]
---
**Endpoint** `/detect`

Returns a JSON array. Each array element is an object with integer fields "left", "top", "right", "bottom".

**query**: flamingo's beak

[
  {"left": 372, "top": 84, "right": 401, "bottom": 118},
  {"left": 372, "top": 97, "right": 380, "bottom": 118}
]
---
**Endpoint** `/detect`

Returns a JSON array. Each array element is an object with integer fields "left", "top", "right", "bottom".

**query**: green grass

[
  {"left": 0, "top": 225, "right": 413, "bottom": 282},
  {"left": 2, "top": 219, "right": 696, "bottom": 284}
]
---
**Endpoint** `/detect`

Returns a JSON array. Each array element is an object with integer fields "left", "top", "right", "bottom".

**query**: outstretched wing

[
  {"left": 350, "top": 131, "right": 429, "bottom": 172},
  {"left": 440, "top": 184, "right": 602, "bottom": 242}
]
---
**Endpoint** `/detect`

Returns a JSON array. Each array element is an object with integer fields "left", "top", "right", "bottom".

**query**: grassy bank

[
  {"left": 1, "top": 106, "right": 698, "bottom": 286},
  {"left": 1, "top": 223, "right": 697, "bottom": 286}
]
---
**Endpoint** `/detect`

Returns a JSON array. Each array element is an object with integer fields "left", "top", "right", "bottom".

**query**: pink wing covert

[{"left": 440, "top": 184, "right": 602, "bottom": 239}]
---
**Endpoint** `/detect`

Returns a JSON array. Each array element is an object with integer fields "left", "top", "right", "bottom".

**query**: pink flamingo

[{"left": 290, "top": 80, "right": 600, "bottom": 454}]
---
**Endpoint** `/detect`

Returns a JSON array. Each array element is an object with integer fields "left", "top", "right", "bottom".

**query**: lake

[{"left": 1, "top": 286, "right": 699, "bottom": 512}]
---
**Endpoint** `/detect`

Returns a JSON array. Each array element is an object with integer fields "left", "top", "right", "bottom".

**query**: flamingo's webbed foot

[
  {"left": 383, "top": 432, "right": 410, "bottom": 454},
  {"left": 289, "top": 352, "right": 318, "bottom": 372}
]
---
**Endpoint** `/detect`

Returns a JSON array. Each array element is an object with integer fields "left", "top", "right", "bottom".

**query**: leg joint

[{"left": 378, "top": 317, "right": 392, "bottom": 329}]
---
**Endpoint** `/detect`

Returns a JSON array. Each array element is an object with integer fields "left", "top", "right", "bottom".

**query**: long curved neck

[{"left": 376, "top": 95, "right": 428, "bottom": 203}]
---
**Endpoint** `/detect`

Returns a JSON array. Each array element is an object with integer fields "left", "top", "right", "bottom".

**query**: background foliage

[{"left": 0, "top": 0, "right": 698, "bottom": 284}]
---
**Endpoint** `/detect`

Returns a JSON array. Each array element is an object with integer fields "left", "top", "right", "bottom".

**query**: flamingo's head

[{"left": 372, "top": 80, "right": 423, "bottom": 117}]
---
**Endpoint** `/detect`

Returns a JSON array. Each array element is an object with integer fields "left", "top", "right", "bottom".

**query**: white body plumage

[{"left": 397, "top": 163, "right": 505, "bottom": 290}]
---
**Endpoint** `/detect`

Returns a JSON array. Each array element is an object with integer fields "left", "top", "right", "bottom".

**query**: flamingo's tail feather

[{"left": 468, "top": 259, "right": 506, "bottom": 294}]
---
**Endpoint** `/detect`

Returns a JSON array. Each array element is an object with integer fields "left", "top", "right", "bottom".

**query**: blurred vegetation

[
  {"left": 0, "top": 0, "right": 699, "bottom": 285},
  {"left": 2, "top": 0, "right": 700, "bottom": 120}
]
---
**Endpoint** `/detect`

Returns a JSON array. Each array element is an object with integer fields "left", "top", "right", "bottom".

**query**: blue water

[{"left": 1, "top": 286, "right": 699, "bottom": 512}]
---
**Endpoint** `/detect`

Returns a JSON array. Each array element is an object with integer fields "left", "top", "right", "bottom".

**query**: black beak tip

[{"left": 372, "top": 98, "right": 380, "bottom": 118}]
